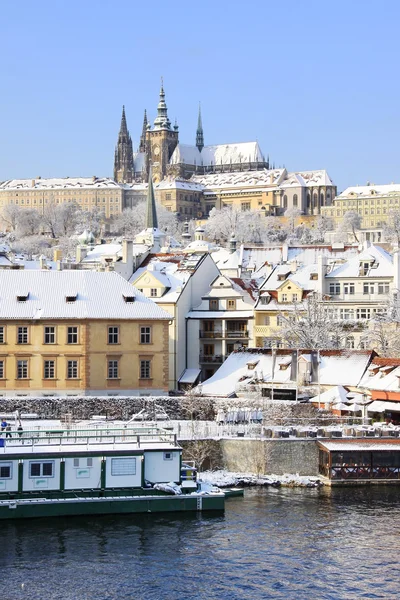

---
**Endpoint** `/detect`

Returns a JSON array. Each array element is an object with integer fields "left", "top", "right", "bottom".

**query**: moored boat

[{"left": 0, "top": 425, "right": 225, "bottom": 519}]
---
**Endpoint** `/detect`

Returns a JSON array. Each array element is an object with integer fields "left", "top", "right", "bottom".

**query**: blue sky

[{"left": 0, "top": 0, "right": 398, "bottom": 191}]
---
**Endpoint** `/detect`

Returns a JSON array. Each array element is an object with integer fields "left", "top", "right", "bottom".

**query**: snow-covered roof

[
  {"left": 359, "top": 361, "right": 400, "bottom": 392},
  {"left": 178, "top": 369, "right": 201, "bottom": 384},
  {"left": 309, "top": 385, "right": 349, "bottom": 404},
  {"left": 280, "top": 170, "right": 334, "bottom": 188},
  {"left": 170, "top": 142, "right": 265, "bottom": 167},
  {"left": 191, "top": 169, "right": 285, "bottom": 189},
  {"left": 259, "top": 263, "right": 319, "bottom": 293},
  {"left": 337, "top": 184, "right": 400, "bottom": 199},
  {"left": 0, "top": 271, "right": 171, "bottom": 320},
  {"left": 156, "top": 178, "right": 203, "bottom": 192},
  {"left": 184, "top": 239, "right": 220, "bottom": 253},
  {"left": 326, "top": 245, "right": 393, "bottom": 278},
  {"left": 81, "top": 243, "right": 149, "bottom": 263},
  {"left": 199, "top": 350, "right": 372, "bottom": 396},
  {"left": 319, "top": 440, "right": 400, "bottom": 451},
  {"left": 0, "top": 177, "right": 121, "bottom": 190}
]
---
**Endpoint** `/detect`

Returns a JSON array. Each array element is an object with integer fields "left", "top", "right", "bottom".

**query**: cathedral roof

[{"left": 169, "top": 141, "right": 265, "bottom": 167}]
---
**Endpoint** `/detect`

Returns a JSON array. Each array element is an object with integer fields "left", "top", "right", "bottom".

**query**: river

[{"left": 2, "top": 486, "right": 400, "bottom": 599}]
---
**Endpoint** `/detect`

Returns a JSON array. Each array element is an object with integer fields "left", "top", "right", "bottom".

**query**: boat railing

[{"left": 0, "top": 426, "right": 177, "bottom": 449}]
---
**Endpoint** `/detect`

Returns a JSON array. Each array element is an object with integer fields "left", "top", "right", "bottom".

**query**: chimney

[
  {"left": 282, "top": 243, "right": 288, "bottom": 263},
  {"left": 230, "top": 233, "right": 237, "bottom": 254},
  {"left": 39, "top": 255, "right": 46, "bottom": 269},
  {"left": 31, "top": 179, "right": 35, "bottom": 188},
  {"left": 122, "top": 239, "right": 133, "bottom": 263},
  {"left": 76, "top": 245, "right": 87, "bottom": 263},
  {"left": 53, "top": 248, "right": 62, "bottom": 262},
  {"left": 56, "top": 260, "right": 62, "bottom": 271},
  {"left": 290, "top": 259, "right": 297, "bottom": 273},
  {"left": 394, "top": 249, "right": 400, "bottom": 290},
  {"left": 317, "top": 255, "right": 327, "bottom": 294}
]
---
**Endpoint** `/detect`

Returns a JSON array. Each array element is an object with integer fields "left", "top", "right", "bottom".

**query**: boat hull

[{"left": 0, "top": 493, "right": 225, "bottom": 520}]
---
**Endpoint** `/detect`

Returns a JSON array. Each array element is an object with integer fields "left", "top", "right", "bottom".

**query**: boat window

[
  {"left": 29, "top": 461, "right": 54, "bottom": 478},
  {"left": 111, "top": 457, "right": 136, "bottom": 476},
  {"left": 0, "top": 463, "right": 12, "bottom": 479}
]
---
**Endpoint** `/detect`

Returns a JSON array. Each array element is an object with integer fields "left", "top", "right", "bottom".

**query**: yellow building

[
  {"left": 0, "top": 177, "right": 124, "bottom": 221},
  {"left": 0, "top": 270, "right": 171, "bottom": 397},
  {"left": 321, "top": 183, "right": 400, "bottom": 238}
]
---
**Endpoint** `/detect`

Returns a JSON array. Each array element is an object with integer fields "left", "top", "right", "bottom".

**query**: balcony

[
  {"left": 254, "top": 325, "right": 273, "bottom": 336},
  {"left": 199, "top": 355, "right": 224, "bottom": 364},
  {"left": 200, "top": 330, "right": 249, "bottom": 339}
]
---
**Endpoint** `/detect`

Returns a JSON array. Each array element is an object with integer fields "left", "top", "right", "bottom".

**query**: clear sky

[{"left": 0, "top": 0, "right": 398, "bottom": 191}]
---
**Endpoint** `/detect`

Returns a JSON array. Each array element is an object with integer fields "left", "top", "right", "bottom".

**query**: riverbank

[{"left": 200, "top": 470, "right": 323, "bottom": 488}]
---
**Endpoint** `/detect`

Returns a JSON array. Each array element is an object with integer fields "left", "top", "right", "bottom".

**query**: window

[
  {"left": 283, "top": 195, "right": 288, "bottom": 209},
  {"left": 363, "top": 283, "right": 374, "bottom": 295},
  {"left": 67, "top": 360, "right": 78, "bottom": 379},
  {"left": 44, "top": 326, "right": 55, "bottom": 344},
  {"left": 17, "top": 327, "right": 28, "bottom": 344},
  {"left": 378, "top": 283, "right": 390, "bottom": 295},
  {"left": 73, "top": 458, "right": 92, "bottom": 467},
  {"left": 264, "top": 316, "right": 270, "bottom": 325},
  {"left": 140, "top": 326, "right": 151, "bottom": 344},
  {"left": 340, "top": 308, "right": 354, "bottom": 320},
  {"left": 209, "top": 299, "right": 218, "bottom": 310},
  {"left": 111, "top": 457, "right": 136, "bottom": 476},
  {"left": 292, "top": 293, "right": 298, "bottom": 302},
  {"left": 293, "top": 194, "right": 298, "bottom": 207},
  {"left": 344, "top": 283, "right": 355, "bottom": 295},
  {"left": 276, "top": 316, "right": 284, "bottom": 326},
  {"left": 163, "top": 452, "right": 173, "bottom": 461},
  {"left": 0, "top": 361, "right": 3, "bottom": 379},
  {"left": 17, "top": 360, "right": 28, "bottom": 379},
  {"left": 140, "top": 360, "right": 151, "bottom": 379},
  {"left": 241, "top": 202, "right": 251, "bottom": 212},
  {"left": 67, "top": 326, "right": 78, "bottom": 344},
  {"left": 227, "top": 299, "right": 236, "bottom": 310},
  {"left": 0, "top": 463, "right": 11, "bottom": 479},
  {"left": 108, "top": 360, "right": 119, "bottom": 379},
  {"left": 329, "top": 283, "right": 340, "bottom": 295},
  {"left": 345, "top": 336, "right": 355, "bottom": 349},
  {"left": 281, "top": 294, "right": 288, "bottom": 302},
  {"left": 108, "top": 326, "right": 119, "bottom": 344},
  {"left": 29, "top": 461, "right": 54, "bottom": 478},
  {"left": 313, "top": 193, "right": 318, "bottom": 206},
  {"left": 165, "top": 193, "right": 171, "bottom": 201},
  {"left": 0, "top": 327, "right": 4, "bottom": 344},
  {"left": 44, "top": 360, "right": 55, "bottom": 379},
  {"left": 356, "top": 308, "right": 371, "bottom": 320},
  {"left": 150, "top": 288, "right": 158, "bottom": 297}
]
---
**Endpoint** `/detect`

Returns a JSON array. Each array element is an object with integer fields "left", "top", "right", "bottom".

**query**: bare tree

[
  {"left": 1, "top": 204, "right": 22, "bottom": 232},
  {"left": 383, "top": 209, "right": 400, "bottom": 245},
  {"left": 16, "top": 209, "right": 43, "bottom": 237}
]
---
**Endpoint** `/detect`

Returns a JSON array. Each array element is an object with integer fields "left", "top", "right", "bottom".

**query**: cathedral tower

[
  {"left": 147, "top": 80, "right": 179, "bottom": 182},
  {"left": 196, "top": 103, "right": 204, "bottom": 153},
  {"left": 113, "top": 106, "right": 134, "bottom": 183}
]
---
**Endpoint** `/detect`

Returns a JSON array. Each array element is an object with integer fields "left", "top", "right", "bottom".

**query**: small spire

[
  {"left": 145, "top": 167, "right": 158, "bottom": 230},
  {"left": 119, "top": 105, "right": 128, "bottom": 134},
  {"left": 139, "top": 109, "right": 148, "bottom": 153},
  {"left": 196, "top": 102, "right": 204, "bottom": 153}
]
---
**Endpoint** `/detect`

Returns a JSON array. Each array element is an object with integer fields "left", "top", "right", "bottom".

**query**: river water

[{"left": 2, "top": 486, "right": 400, "bottom": 600}]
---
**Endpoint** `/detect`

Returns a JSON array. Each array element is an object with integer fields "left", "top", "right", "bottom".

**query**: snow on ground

[{"left": 199, "top": 470, "right": 322, "bottom": 488}]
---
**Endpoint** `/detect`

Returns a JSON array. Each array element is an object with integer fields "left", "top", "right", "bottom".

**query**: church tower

[
  {"left": 139, "top": 109, "right": 148, "bottom": 153},
  {"left": 196, "top": 103, "right": 204, "bottom": 153},
  {"left": 113, "top": 106, "right": 134, "bottom": 183},
  {"left": 147, "top": 80, "right": 179, "bottom": 182}
]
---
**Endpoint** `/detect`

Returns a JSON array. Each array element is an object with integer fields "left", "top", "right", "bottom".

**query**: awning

[
  {"left": 367, "top": 400, "right": 400, "bottom": 413},
  {"left": 179, "top": 369, "right": 201, "bottom": 385}
]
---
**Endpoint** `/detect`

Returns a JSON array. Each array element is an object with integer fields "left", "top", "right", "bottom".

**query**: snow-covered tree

[
  {"left": 383, "top": 209, "right": 400, "bottom": 245},
  {"left": 112, "top": 201, "right": 178, "bottom": 238},
  {"left": 284, "top": 207, "right": 302, "bottom": 236},
  {"left": 15, "top": 209, "right": 43, "bottom": 237},
  {"left": 204, "top": 206, "right": 277, "bottom": 245},
  {"left": 336, "top": 211, "right": 362, "bottom": 243},
  {"left": 11, "top": 235, "right": 52, "bottom": 259},
  {"left": 1, "top": 204, "right": 22, "bottom": 232},
  {"left": 278, "top": 293, "right": 348, "bottom": 349}
]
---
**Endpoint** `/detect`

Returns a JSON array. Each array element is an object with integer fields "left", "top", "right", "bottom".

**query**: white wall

[
  {"left": 105, "top": 455, "right": 142, "bottom": 488},
  {"left": 23, "top": 458, "right": 61, "bottom": 491},
  {"left": 144, "top": 450, "right": 180, "bottom": 483},
  {"left": 0, "top": 459, "right": 18, "bottom": 492},
  {"left": 64, "top": 456, "right": 102, "bottom": 490}
]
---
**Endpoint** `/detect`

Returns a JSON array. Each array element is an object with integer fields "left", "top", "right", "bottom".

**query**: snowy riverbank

[{"left": 199, "top": 470, "right": 323, "bottom": 488}]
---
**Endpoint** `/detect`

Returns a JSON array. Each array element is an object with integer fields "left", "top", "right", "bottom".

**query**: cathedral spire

[
  {"left": 196, "top": 103, "right": 204, "bottom": 153},
  {"left": 113, "top": 105, "right": 134, "bottom": 183},
  {"left": 153, "top": 78, "right": 171, "bottom": 130},
  {"left": 145, "top": 167, "right": 158, "bottom": 230},
  {"left": 139, "top": 109, "right": 148, "bottom": 153}
]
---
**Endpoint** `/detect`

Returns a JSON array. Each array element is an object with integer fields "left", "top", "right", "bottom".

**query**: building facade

[{"left": 0, "top": 270, "right": 171, "bottom": 397}]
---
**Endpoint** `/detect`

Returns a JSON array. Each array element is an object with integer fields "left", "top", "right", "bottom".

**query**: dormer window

[
  {"left": 16, "top": 293, "right": 29, "bottom": 302},
  {"left": 123, "top": 294, "right": 135, "bottom": 303},
  {"left": 65, "top": 294, "right": 77, "bottom": 303}
]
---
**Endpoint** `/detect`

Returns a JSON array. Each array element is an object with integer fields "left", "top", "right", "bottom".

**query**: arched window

[
  {"left": 307, "top": 193, "right": 311, "bottom": 208},
  {"left": 293, "top": 194, "right": 298, "bottom": 207},
  {"left": 283, "top": 195, "right": 288, "bottom": 209},
  {"left": 320, "top": 193, "right": 324, "bottom": 206},
  {"left": 313, "top": 193, "right": 318, "bottom": 206}
]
